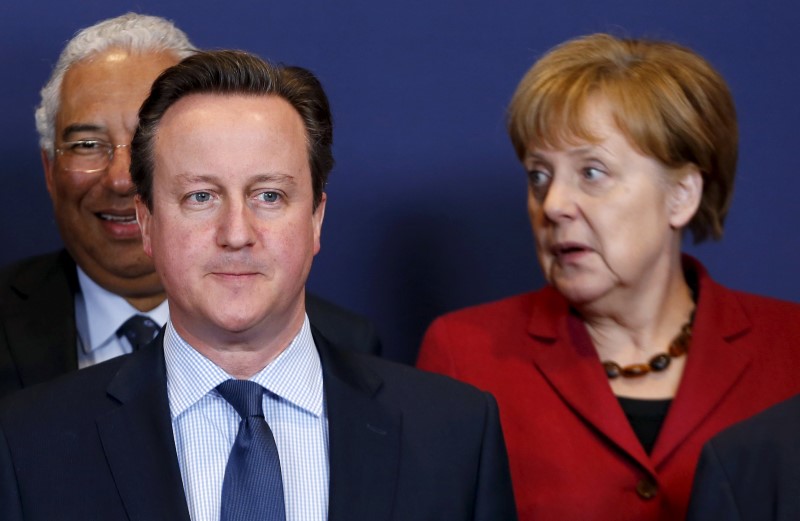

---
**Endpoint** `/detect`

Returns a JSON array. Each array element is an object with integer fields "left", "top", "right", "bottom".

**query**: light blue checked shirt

[
  {"left": 164, "top": 316, "right": 329, "bottom": 521},
  {"left": 75, "top": 267, "right": 168, "bottom": 368}
]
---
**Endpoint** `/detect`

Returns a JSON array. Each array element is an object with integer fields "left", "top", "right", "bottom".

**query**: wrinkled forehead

[{"left": 57, "top": 49, "right": 179, "bottom": 123}]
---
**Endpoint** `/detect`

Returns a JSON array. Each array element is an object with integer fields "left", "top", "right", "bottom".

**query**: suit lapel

[
  {"left": 651, "top": 272, "right": 752, "bottom": 465},
  {"left": 526, "top": 287, "right": 655, "bottom": 473},
  {"left": 3, "top": 251, "right": 78, "bottom": 387},
  {"left": 314, "top": 330, "right": 401, "bottom": 521},
  {"left": 528, "top": 261, "right": 755, "bottom": 476},
  {"left": 96, "top": 334, "right": 191, "bottom": 521}
]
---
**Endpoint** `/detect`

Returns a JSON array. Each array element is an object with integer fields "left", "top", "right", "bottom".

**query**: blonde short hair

[{"left": 508, "top": 33, "right": 738, "bottom": 242}]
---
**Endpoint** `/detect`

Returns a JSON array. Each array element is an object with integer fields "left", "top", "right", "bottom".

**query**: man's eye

[
  {"left": 258, "top": 191, "right": 281, "bottom": 203},
  {"left": 188, "top": 192, "right": 212, "bottom": 203},
  {"left": 66, "top": 140, "right": 108, "bottom": 155}
]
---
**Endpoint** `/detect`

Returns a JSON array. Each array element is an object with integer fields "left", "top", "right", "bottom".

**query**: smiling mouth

[{"left": 97, "top": 213, "right": 137, "bottom": 224}]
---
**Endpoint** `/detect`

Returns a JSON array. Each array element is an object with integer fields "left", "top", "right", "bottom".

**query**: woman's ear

[{"left": 669, "top": 164, "right": 703, "bottom": 229}]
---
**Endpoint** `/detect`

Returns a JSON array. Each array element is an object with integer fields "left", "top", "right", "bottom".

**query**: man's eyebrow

[
  {"left": 176, "top": 173, "right": 219, "bottom": 184},
  {"left": 174, "top": 173, "right": 297, "bottom": 185},
  {"left": 62, "top": 124, "right": 106, "bottom": 140},
  {"left": 253, "top": 174, "right": 296, "bottom": 185}
]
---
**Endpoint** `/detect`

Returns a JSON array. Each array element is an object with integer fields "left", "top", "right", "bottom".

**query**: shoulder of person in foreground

[
  {"left": 317, "top": 340, "right": 518, "bottom": 521},
  {"left": 305, "top": 292, "right": 382, "bottom": 356},
  {"left": 687, "top": 392, "right": 800, "bottom": 521},
  {"left": 0, "top": 346, "right": 174, "bottom": 521},
  {"left": 0, "top": 350, "right": 131, "bottom": 430}
]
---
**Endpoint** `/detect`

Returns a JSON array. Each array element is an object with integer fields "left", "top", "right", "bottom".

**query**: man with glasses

[{"left": 0, "top": 13, "right": 380, "bottom": 399}]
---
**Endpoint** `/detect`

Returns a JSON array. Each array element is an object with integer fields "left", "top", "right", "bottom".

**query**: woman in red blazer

[{"left": 417, "top": 33, "right": 800, "bottom": 521}]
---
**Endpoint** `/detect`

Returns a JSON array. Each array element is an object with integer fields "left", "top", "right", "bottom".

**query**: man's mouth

[
  {"left": 95, "top": 211, "right": 141, "bottom": 239},
  {"left": 97, "top": 212, "right": 137, "bottom": 224}
]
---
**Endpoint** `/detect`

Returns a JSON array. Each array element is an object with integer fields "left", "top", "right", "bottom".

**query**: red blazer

[{"left": 417, "top": 258, "right": 800, "bottom": 521}]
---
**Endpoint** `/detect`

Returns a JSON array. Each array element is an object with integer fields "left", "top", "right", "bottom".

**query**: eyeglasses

[{"left": 54, "top": 140, "right": 131, "bottom": 173}]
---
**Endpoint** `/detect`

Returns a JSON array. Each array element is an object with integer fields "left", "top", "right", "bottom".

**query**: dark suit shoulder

[
  {"left": 0, "top": 250, "right": 79, "bottom": 398},
  {"left": 0, "top": 353, "right": 128, "bottom": 427},
  {"left": 318, "top": 342, "right": 517, "bottom": 521},
  {"left": 369, "top": 353, "right": 488, "bottom": 396},
  {"left": 688, "top": 394, "right": 800, "bottom": 521},
  {"left": 0, "top": 250, "right": 75, "bottom": 302},
  {"left": 324, "top": 345, "right": 495, "bottom": 416},
  {"left": 306, "top": 293, "right": 382, "bottom": 355},
  {"left": 709, "top": 392, "right": 800, "bottom": 454}
]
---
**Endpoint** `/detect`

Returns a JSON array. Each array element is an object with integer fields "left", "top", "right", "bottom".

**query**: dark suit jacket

[
  {"left": 0, "top": 329, "right": 517, "bottom": 521},
  {"left": 0, "top": 251, "right": 381, "bottom": 399},
  {"left": 417, "top": 256, "right": 800, "bottom": 521},
  {"left": 687, "top": 393, "right": 800, "bottom": 521}
]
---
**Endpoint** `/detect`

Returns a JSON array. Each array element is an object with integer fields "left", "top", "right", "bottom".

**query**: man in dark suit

[
  {"left": 0, "top": 13, "right": 379, "bottom": 400},
  {"left": 687, "top": 393, "right": 800, "bottom": 521},
  {"left": 0, "top": 50, "right": 517, "bottom": 520}
]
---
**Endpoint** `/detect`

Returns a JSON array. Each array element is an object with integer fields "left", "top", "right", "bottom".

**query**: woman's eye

[
  {"left": 583, "top": 167, "right": 606, "bottom": 181},
  {"left": 188, "top": 192, "right": 212, "bottom": 203},
  {"left": 527, "top": 169, "right": 551, "bottom": 187}
]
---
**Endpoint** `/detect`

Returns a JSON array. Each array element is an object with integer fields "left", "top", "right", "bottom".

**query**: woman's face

[{"left": 524, "top": 100, "right": 694, "bottom": 308}]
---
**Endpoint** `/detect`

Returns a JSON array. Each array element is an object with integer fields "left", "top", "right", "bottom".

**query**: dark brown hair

[{"left": 132, "top": 49, "right": 333, "bottom": 211}]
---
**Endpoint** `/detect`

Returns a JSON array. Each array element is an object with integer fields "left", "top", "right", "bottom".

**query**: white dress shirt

[
  {"left": 164, "top": 316, "right": 329, "bottom": 521},
  {"left": 74, "top": 267, "right": 169, "bottom": 368}
]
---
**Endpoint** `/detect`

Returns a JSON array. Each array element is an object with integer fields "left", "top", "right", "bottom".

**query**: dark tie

[
  {"left": 217, "top": 379, "right": 286, "bottom": 521},
  {"left": 116, "top": 315, "right": 160, "bottom": 351}
]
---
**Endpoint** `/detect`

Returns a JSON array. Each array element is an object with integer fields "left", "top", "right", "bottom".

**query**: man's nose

[{"left": 101, "top": 145, "right": 134, "bottom": 195}]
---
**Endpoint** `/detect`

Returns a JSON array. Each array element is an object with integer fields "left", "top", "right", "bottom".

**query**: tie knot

[
  {"left": 116, "top": 315, "right": 160, "bottom": 351},
  {"left": 217, "top": 379, "right": 266, "bottom": 419}
]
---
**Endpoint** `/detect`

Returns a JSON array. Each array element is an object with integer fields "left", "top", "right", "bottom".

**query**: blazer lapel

[
  {"left": 651, "top": 273, "right": 752, "bottom": 465},
  {"left": 526, "top": 287, "right": 654, "bottom": 473},
  {"left": 314, "top": 330, "right": 401, "bottom": 521},
  {"left": 3, "top": 251, "right": 78, "bottom": 387},
  {"left": 96, "top": 334, "right": 191, "bottom": 521}
]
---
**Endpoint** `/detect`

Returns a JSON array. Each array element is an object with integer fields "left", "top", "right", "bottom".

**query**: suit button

[{"left": 636, "top": 478, "right": 658, "bottom": 500}]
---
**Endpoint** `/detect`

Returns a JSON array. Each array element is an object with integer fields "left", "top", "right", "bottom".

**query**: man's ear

[
  {"left": 312, "top": 192, "right": 326, "bottom": 256},
  {"left": 42, "top": 149, "right": 56, "bottom": 198},
  {"left": 669, "top": 164, "right": 703, "bottom": 229},
  {"left": 135, "top": 195, "right": 154, "bottom": 258}
]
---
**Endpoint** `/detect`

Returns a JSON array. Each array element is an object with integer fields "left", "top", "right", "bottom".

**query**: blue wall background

[{"left": 1, "top": 1, "right": 798, "bottom": 363}]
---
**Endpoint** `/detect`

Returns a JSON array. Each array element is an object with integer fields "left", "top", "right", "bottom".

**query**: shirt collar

[
  {"left": 76, "top": 267, "right": 169, "bottom": 353},
  {"left": 164, "top": 315, "right": 324, "bottom": 420}
]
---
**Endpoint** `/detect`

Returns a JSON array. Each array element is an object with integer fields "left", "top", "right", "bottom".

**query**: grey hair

[{"left": 35, "top": 12, "right": 196, "bottom": 156}]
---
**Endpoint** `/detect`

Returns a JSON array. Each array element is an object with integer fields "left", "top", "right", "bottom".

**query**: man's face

[
  {"left": 136, "top": 94, "right": 326, "bottom": 351},
  {"left": 43, "top": 49, "right": 179, "bottom": 301}
]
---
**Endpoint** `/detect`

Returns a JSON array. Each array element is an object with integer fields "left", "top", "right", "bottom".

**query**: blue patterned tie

[
  {"left": 217, "top": 379, "right": 286, "bottom": 521},
  {"left": 116, "top": 315, "right": 159, "bottom": 351}
]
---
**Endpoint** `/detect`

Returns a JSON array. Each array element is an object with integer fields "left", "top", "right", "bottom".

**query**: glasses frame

[{"left": 54, "top": 140, "right": 131, "bottom": 174}]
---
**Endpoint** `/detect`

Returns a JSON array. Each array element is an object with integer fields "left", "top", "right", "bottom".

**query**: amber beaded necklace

[{"left": 602, "top": 311, "right": 694, "bottom": 379}]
